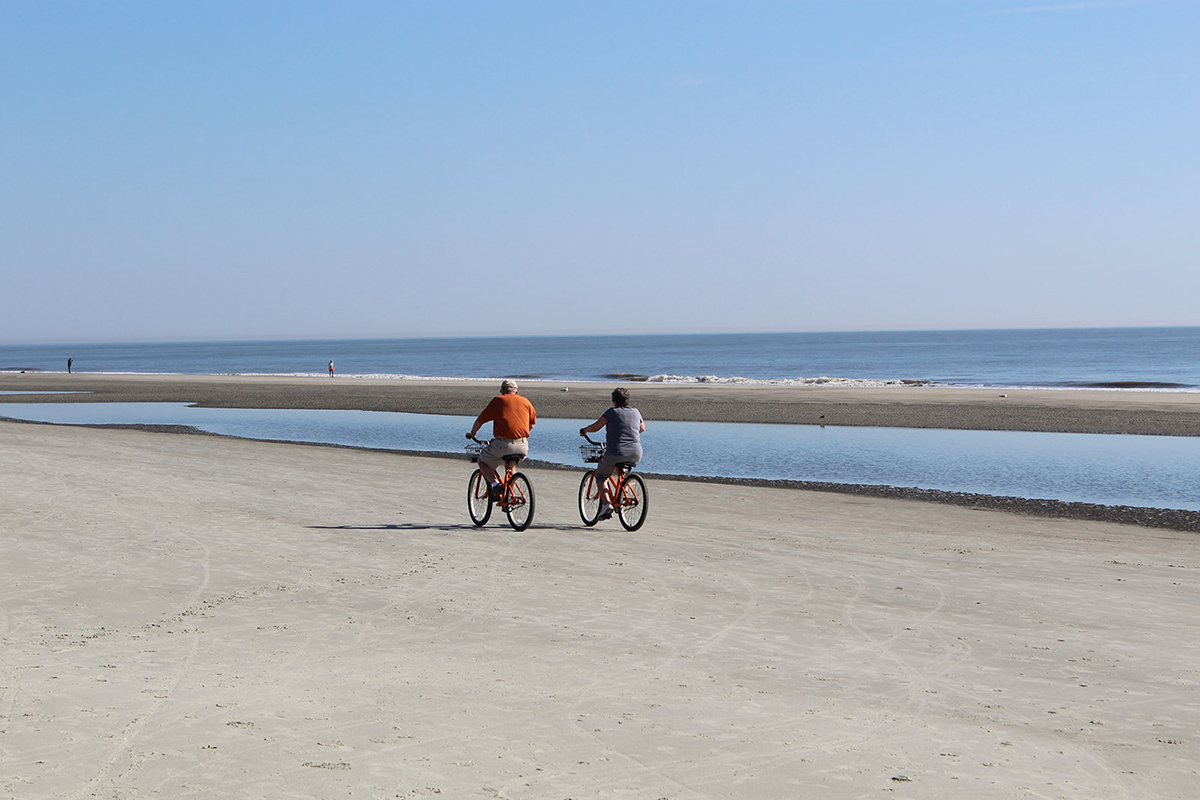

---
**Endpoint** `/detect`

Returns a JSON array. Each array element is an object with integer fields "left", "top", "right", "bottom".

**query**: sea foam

[{"left": 644, "top": 375, "right": 931, "bottom": 388}]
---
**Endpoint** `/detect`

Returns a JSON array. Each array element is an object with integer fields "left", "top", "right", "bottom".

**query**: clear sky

[{"left": 2, "top": 1, "right": 1197, "bottom": 344}]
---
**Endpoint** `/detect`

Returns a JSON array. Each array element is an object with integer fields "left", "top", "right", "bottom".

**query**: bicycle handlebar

[{"left": 580, "top": 432, "right": 602, "bottom": 446}]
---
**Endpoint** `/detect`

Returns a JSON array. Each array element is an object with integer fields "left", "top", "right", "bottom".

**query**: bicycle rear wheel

[
  {"left": 467, "top": 469, "right": 492, "bottom": 526},
  {"left": 578, "top": 470, "right": 601, "bottom": 526},
  {"left": 504, "top": 472, "right": 535, "bottom": 531},
  {"left": 617, "top": 474, "right": 648, "bottom": 531}
]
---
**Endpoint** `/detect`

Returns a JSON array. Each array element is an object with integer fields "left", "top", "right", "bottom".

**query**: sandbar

[
  {"left": 2, "top": 421, "right": 1199, "bottom": 798},
  {"left": 5, "top": 372, "right": 1200, "bottom": 435}
]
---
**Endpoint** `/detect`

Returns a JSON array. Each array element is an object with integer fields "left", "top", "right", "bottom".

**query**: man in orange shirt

[{"left": 467, "top": 379, "right": 537, "bottom": 497}]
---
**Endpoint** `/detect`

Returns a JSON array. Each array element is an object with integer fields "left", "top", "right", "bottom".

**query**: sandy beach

[
  {"left": 7, "top": 372, "right": 1200, "bottom": 436},
  {"left": 2, "top": 419, "right": 1199, "bottom": 798}
]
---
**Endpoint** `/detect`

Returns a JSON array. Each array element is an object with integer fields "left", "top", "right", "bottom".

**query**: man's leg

[{"left": 477, "top": 449, "right": 502, "bottom": 487}]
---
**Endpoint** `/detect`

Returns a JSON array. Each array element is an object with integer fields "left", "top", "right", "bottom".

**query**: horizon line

[{"left": 3, "top": 323, "right": 1199, "bottom": 349}]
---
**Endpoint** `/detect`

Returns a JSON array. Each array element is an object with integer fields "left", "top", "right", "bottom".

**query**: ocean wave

[
  {"left": 1056, "top": 381, "right": 1196, "bottom": 390},
  {"left": 230, "top": 373, "right": 504, "bottom": 381},
  {"left": 56, "top": 371, "right": 1200, "bottom": 392},
  {"left": 643, "top": 375, "right": 933, "bottom": 387},
  {"left": 230, "top": 371, "right": 933, "bottom": 388}
]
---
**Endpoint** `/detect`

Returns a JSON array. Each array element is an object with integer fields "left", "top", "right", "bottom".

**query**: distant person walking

[
  {"left": 67, "top": 358, "right": 73, "bottom": 373},
  {"left": 328, "top": 360, "right": 335, "bottom": 377}
]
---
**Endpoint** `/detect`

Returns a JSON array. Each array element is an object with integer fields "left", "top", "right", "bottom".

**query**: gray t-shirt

[{"left": 602, "top": 406, "right": 643, "bottom": 460}]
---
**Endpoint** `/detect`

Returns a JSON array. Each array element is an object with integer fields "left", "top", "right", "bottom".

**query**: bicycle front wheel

[
  {"left": 467, "top": 469, "right": 492, "bottom": 526},
  {"left": 617, "top": 474, "right": 648, "bottom": 531},
  {"left": 578, "top": 470, "right": 601, "bottom": 526},
  {"left": 505, "top": 472, "right": 535, "bottom": 531}
]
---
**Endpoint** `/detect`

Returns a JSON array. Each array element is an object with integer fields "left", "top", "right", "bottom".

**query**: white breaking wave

[
  {"left": 226, "top": 371, "right": 932, "bottom": 387},
  {"left": 644, "top": 374, "right": 931, "bottom": 387},
  {"left": 45, "top": 370, "right": 1200, "bottom": 391},
  {"left": 230, "top": 373, "right": 502, "bottom": 381}
]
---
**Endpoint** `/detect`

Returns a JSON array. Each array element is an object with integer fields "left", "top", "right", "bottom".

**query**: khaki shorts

[{"left": 478, "top": 437, "right": 529, "bottom": 474}]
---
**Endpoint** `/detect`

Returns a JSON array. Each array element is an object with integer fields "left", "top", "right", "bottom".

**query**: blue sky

[{"left": 2, "top": 1, "right": 1197, "bottom": 343}]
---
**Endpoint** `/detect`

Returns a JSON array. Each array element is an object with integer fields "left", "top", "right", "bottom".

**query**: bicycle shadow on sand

[
  {"left": 308, "top": 523, "right": 484, "bottom": 533},
  {"left": 308, "top": 522, "right": 565, "bottom": 533}
]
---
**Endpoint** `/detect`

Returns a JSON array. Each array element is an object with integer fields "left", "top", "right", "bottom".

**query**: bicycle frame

[
  {"left": 578, "top": 433, "right": 648, "bottom": 530},
  {"left": 497, "top": 461, "right": 529, "bottom": 508},
  {"left": 580, "top": 432, "right": 631, "bottom": 500},
  {"left": 467, "top": 461, "right": 521, "bottom": 500},
  {"left": 467, "top": 434, "right": 535, "bottom": 530},
  {"left": 602, "top": 468, "right": 632, "bottom": 506}
]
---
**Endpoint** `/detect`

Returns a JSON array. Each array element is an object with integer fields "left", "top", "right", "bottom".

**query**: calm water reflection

[{"left": 3, "top": 402, "right": 1199, "bottom": 511}]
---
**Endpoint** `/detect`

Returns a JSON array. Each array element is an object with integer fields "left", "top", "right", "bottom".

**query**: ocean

[
  {"left": 3, "top": 326, "right": 1200, "bottom": 389},
  {"left": 5, "top": 327, "right": 1200, "bottom": 511}
]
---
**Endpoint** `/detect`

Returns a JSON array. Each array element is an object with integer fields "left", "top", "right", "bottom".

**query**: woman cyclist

[{"left": 579, "top": 387, "right": 645, "bottom": 520}]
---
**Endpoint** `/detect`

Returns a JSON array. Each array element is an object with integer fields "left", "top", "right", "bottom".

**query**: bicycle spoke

[
  {"left": 467, "top": 469, "right": 492, "bottom": 526},
  {"left": 505, "top": 473, "right": 535, "bottom": 531},
  {"left": 617, "top": 473, "right": 648, "bottom": 531},
  {"left": 578, "top": 470, "right": 601, "bottom": 526}
]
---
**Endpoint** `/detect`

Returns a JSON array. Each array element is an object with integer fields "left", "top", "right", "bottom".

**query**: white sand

[{"left": 2, "top": 421, "right": 1198, "bottom": 798}]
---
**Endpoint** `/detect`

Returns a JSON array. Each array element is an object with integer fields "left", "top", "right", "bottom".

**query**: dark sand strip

[{"left": 6, "top": 373, "right": 1200, "bottom": 435}]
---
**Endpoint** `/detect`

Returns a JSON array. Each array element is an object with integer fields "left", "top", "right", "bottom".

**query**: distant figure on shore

[
  {"left": 67, "top": 358, "right": 73, "bottom": 373},
  {"left": 328, "top": 360, "right": 335, "bottom": 377}
]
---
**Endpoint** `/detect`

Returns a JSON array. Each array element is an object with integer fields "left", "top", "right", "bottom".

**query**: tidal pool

[{"left": 3, "top": 402, "right": 1199, "bottom": 511}]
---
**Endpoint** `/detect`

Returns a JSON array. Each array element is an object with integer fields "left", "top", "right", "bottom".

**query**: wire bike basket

[
  {"left": 465, "top": 441, "right": 485, "bottom": 462},
  {"left": 579, "top": 442, "right": 605, "bottom": 463}
]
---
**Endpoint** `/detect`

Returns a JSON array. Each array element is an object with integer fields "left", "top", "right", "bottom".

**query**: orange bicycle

[
  {"left": 577, "top": 433, "right": 648, "bottom": 530},
  {"left": 466, "top": 435, "right": 535, "bottom": 531}
]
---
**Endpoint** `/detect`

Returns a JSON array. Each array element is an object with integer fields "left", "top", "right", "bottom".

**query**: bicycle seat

[{"left": 503, "top": 454, "right": 525, "bottom": 465}]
